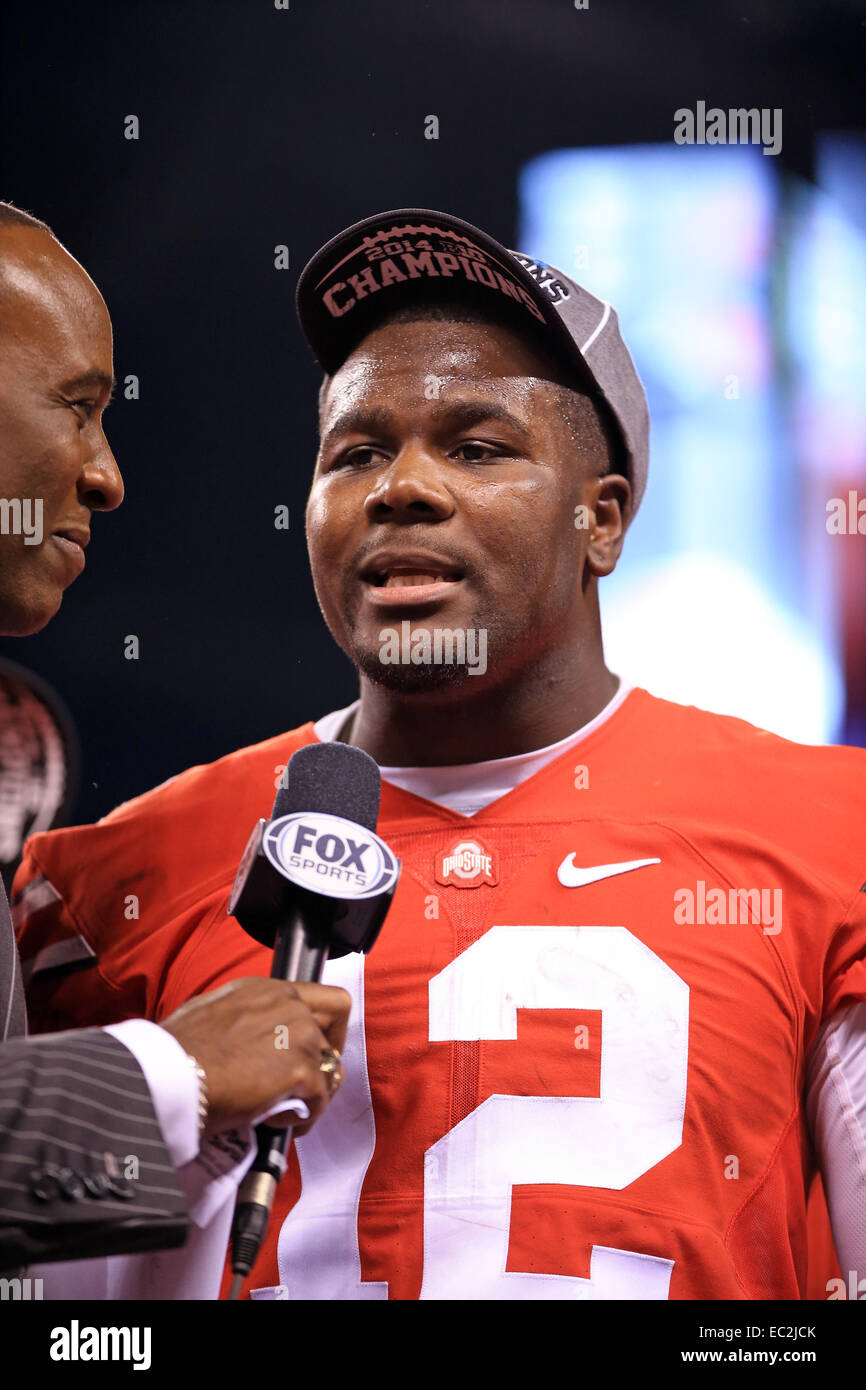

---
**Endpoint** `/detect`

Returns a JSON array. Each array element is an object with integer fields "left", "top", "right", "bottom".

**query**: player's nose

[{"left": 363, "top": 445, "right": 454, "bottom": 523}]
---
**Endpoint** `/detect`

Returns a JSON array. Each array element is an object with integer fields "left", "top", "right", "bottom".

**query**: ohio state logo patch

[{"left": 435, "top": 838, "right": 499, "bottom": 888}]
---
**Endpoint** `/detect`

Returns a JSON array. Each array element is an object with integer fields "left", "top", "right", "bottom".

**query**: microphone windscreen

[{"left": 271, "top": 742, "right": 381, "bottom": 830}]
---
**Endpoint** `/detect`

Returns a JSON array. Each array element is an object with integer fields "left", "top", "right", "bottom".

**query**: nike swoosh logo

[{"left": 557, "top": 855, "right": 661, "bottom": 888}]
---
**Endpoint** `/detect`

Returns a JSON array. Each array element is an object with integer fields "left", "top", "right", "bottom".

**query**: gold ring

[{"left": 319, "top": 1047, "right": 342, "bottom": 1091}]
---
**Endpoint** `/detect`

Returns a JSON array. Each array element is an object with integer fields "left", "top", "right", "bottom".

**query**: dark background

[{"left": 1, "top": 0, "right": 864, "bottom": 825}]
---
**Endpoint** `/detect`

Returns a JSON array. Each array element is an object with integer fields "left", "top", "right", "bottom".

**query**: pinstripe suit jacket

[{"left": 0, "top": 877, "right": 188, "bottom": 1272}]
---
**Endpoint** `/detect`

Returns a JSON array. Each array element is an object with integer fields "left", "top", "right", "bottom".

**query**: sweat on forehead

[{"left": 316, "top": 302, "right": 617, "bottom": 469}]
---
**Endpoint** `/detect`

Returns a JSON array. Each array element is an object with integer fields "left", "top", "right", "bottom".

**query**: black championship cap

[{"left": 296, "top": 208, "right": 649, "bottom": 515}]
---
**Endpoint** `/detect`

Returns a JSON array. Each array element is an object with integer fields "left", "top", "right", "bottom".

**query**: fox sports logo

[{"left": 264, "top": 811, "right": 398, "bottom": 900}]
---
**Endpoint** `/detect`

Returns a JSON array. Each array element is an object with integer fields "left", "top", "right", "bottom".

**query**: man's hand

[{"left": 160, "top": 977, "right": 351, "bottom": 1140}]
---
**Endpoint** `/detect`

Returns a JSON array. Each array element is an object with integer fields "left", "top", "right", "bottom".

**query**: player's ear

[{"left": 585, "top": 473, "right": 631, "bottom": 578}]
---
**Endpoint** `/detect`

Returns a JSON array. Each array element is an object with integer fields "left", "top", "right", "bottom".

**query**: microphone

[{"left": 226, "top": 743, "right": 400, "bottom": 1295}]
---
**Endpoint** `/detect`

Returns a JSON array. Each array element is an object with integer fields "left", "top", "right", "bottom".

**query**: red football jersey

[{"left": 14, "top": 688, "right": 866, "bottom": 1299}]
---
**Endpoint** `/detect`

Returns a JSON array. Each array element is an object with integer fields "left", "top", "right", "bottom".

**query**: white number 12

[{"left": 275, "top": 925, "right": 689, "bottom": 1300}]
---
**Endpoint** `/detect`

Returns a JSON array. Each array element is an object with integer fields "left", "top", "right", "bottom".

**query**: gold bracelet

[{"left": 185, "top": 1053, "right": 209, "bottom": 1139}]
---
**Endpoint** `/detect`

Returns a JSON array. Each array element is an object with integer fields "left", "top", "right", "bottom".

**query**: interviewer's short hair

[{"left": 0, "top": 202, "right": 54, "bottom": 236}]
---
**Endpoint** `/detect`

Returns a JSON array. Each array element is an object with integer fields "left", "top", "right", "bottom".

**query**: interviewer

[{"left": 0, "top": 201, "right": 349, "bottom": 1277}]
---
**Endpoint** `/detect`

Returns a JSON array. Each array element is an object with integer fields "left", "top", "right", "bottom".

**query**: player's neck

[{"left": 346, "top": 652, "right": 620, "bottom": 768}]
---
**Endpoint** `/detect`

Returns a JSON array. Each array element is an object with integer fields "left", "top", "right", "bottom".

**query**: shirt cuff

[
  {"left": 176, "top": 1099, "right": 311, "bottom": 1229},
  {"left": 104, "top": 1018, "right": 200, "bottom": 1168}
]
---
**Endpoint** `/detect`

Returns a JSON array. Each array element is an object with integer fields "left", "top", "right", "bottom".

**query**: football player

[{"left": 15, "top": 209, "right": 866, "bottom": 1300}]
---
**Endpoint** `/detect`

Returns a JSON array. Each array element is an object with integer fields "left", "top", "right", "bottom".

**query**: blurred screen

[{"left": 519, "top": 139, "right": 866, "bottom": 745}]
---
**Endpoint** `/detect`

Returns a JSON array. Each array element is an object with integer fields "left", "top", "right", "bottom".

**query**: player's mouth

[{"left": 359, "top": 552, "right": 465, "bottom": 607}]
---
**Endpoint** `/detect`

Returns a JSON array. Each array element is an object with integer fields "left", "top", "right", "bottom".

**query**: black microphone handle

[
  {"left": 255, "top": 913, "right": 330, "bottom": 1167},
  {"left": 230, "top": 911, "right": 331, "bottom": 1284},
  {"left": 272, "top": 909, "right": 329, "bottom": 984}
]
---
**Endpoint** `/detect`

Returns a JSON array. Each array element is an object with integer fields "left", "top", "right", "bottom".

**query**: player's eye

[
  {"left": 331, "top": 444, "right": 388, "bottom": 470},
  {"left": 452, "top": 440, "right": 512, "bottom": 463}
]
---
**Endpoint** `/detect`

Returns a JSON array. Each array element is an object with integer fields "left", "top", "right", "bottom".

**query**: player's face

[
  {"left": 307, "top": 317, "right": 627, "bottom": 695},
  {"left": 0, "top": 225, "right": 123, "bottom": 636}
]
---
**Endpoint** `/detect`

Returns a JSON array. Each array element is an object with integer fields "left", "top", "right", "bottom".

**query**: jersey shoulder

[
  {"left": 628, "top": 686, "right": 866, "bottom": 800},
  {"left": 15, "top": 721, "right": 318, "bottom": 939},
  {"left": 616, "top": 689, "right": 866, "bottom": 914}
]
